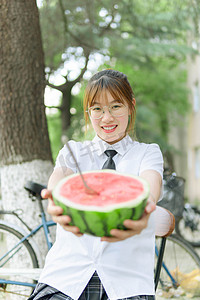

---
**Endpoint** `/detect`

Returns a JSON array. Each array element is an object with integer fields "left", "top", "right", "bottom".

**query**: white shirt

[{"left": 39, "top": 135, "right": 163, "bottom": 300}]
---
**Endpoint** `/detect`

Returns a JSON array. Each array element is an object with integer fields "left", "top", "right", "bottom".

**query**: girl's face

[{"left": 89, "top": 91, "right": 130, "bottom": 144}]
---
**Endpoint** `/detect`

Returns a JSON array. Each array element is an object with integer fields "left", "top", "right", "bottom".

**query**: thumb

[
  {"left": 41, "top": 188, "right": 53, "bottom": 200},
  {"left": 145, "top": 200, "right": 156, "bottom": 214}
]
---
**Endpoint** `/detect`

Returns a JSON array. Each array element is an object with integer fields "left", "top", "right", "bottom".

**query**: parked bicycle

[
  {"left": 0, "top": 181, "right": 200, "bottom": 299},
  {"left": 175, "top": 203, "right": 200, "bottom": 247},
  {"left": 155, "top": 235, "right": 200, "bottom": 298},
  {"left": 157, "top": 171, "right": 200, "bottom": 247},
  {"left": 0, "top": 181, "right": 55, "bottom": 298}
]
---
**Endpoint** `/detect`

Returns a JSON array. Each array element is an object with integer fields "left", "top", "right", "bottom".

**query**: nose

[{"left": 101, "top": 108, "right": 114, "bottom": 121}]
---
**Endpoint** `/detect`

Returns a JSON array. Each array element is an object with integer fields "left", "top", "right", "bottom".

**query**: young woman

[{"left": 29, "top": 69, "right": 163, "bottom": 300}]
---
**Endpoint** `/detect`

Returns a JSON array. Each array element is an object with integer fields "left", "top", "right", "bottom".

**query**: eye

[
  {"left": 111, "top": 104, "right": 122, "bottom": 110},
  {"left": 91, "top": 106, "right": 102, "bottom": 111}
]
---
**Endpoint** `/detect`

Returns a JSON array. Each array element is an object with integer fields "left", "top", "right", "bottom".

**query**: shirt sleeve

[{"left": 139, "top": 143, "right": 164, "bottom": 177}]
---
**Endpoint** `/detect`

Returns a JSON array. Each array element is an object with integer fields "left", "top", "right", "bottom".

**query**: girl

[{"left": 29, "top": 69, "right": 163, "bottom": 300}]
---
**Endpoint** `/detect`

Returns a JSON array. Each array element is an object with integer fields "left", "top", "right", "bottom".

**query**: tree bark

[
  {"left": 0, "top": 0, "right": 52, "bottom": 165},
  {"left": 0, "top": 0, "right": 54, "bottom": 264},
  {"left": 61, "top": 88, "right": 72, "bottom": 132}
]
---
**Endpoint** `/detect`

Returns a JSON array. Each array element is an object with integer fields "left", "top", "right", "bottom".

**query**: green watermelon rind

[
  {"left": 52, "top": 170, "right": 149, "bottom": 237},
  {"left": 54, "top": 198, "right": 148, "bottom": 236}
]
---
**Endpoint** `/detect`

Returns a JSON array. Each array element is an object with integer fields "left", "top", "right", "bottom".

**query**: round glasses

[{"left": 86, "top": 103, "right": 128, "bottom": 119}]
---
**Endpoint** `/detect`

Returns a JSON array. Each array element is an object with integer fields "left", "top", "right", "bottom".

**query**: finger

[
  {"left": 102, "top": 201, "right": 156, "bottom": 243},
  {"left": 47, "top": 199, "right": 64, "bottom": 215},
  {"left": 101, "top": 229, "right": 131, "bottom": 242},
  {"left": 74, "top": 232, "right": 84, "bottom": 237},
  {"left": 52, "top": 214, "right": 71, "bottom": 224},
  {"left": 111, "top": 228, "right": 136, "bottom": 240},
  {"left": 61, "top": 224, "right": 82, "bottom": 235},
  {"left": 51, "top": 213, "right": 82, "bottom": 236},
  {"left": 145, "top": 200, "right": 156, "bottom": 214},
  {"left": 101, "top": 235, "right": 122, "bottom": 243},
  {"left": 41, "top": 189, "right": 52, "bottom": 200},
  {"left": 123, "top": 214, "right": 149, "bottom": 231}
]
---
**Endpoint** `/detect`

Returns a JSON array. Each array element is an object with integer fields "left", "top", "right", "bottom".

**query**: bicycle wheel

[
  {"left": 155, "top": 234, "right": 200, "bottom": 299},
  {"left": 0, "top": 223, "right": 39, "bottom": 299},
  {"left": 175, "top": 206, "right": 200, "bottom": 247}
]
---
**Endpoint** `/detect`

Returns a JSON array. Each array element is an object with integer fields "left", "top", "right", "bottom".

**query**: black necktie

[{"left": 102, "top": 150, "right": 117, "bottom": 170}]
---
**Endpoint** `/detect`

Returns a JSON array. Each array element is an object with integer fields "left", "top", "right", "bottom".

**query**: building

[
  {"left": 170, "top": 31, "right": 200, "bottom": 203},
  {"left": 186, "top": 49, "right": 200, "bottom": 203}
]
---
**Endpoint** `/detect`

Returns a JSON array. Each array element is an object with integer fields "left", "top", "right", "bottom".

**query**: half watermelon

[{"left": 52, "top": 170, "right": 149, "bottom": 237}]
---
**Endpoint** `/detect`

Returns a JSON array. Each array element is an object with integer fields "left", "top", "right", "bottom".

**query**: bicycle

[
  {"left": 157, "top": 171, "right": 200, "bottom": 247},
  {"left": 0, "top": 181, "right": 55, "bottom": 298},
  {"left": 155, "top": 234, "right": 200, "bottom": 298},
  {"left": 0, "top": 181, "right": 200, "bottom": 299},
  {"left": 175, "top": 203, "right": 200, "bottom": 248}
]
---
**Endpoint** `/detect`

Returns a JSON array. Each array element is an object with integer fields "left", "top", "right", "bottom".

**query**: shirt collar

[{"left": 92, "top": 135, "right": 134, "bottom": 156}]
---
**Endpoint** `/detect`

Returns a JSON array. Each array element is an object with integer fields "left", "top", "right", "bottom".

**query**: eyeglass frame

[{"left": 86, "top": 104, "right": 128, "bottom": 119}]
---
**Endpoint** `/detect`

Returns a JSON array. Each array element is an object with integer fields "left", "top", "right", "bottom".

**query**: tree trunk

[
  {"left": 0, "top": 0, "right": 54, "bottom": 263},
  {"left": 61, "top": 89, "right": 72, "bottom": 133},
  {"left": 0, "top": 0, "right": 52, "bottom": 164}
]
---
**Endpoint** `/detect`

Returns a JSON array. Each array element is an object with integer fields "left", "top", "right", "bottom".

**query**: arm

[
  {"left": 47, "top": 167, "right": 74, "bottom": 190},
  {"left": 101, "top": 169, "right": 161, "bottom": 242},
  {"left": 42, "top": 167, "right": 83, "bottom": 236},
  {"left": 140, "top": 169, "right": 162, "bottom": 204}
]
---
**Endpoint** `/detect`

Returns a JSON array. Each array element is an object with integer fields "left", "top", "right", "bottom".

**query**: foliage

[
  {"left": 109, "top": 58, "right": 190, "bottom": 149},
  {"left": 39, "top": 0, "right": 121, "bottom": 73},
  {"left": 38, "top": 0, "right": 199, "bottom": 162},
  {"left": 39, "top": 0, "right": 126, "bottom": 133},
  {"left": 108, "top": 0, "right": 198, "bottom": 67},
  {"left": 39, "top": 0, "right": 198, "bottom": 73},
  {"left": 65, "top": 84, "right": 96, "bottom": 141}
]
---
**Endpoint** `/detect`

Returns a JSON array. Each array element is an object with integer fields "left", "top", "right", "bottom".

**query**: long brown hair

[{"left": 83, "top": 69, "right": 136, "bottom": 134}]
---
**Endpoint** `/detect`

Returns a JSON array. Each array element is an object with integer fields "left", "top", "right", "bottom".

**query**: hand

[
  {"left": 101, "top": 200, "right": 156, "bottom": 242},
  {"left": 41, "top": 189, "right": 83, "bottom": 237}
]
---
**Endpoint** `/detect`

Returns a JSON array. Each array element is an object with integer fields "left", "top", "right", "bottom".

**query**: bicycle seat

[{"left": 24, "top": 181, "right": 47, "bottom": 198}]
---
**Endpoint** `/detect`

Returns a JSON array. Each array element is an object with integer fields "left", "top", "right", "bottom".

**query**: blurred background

[
  {"left": 0, "top": 0, "right": 200, "bottom": 206},
  {"left": 40, "top": 0, "right": 200, "bottom": 204},
  {"left": 1, "top": 3, "right": 200, "bottom": 299}
]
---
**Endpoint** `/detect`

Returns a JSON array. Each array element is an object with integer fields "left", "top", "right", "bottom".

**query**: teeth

[{"left": 103, "top": 126, "right": 116, "bottom": 130}]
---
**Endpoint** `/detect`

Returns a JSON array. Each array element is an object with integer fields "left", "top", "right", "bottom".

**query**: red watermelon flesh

[{"left": 60, "top": 172, "right": 144, "bottom": 207}]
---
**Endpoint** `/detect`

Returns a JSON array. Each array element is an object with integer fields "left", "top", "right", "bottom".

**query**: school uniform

[{"left": 29, "top": 135, "right": 163, "bottom": 300}]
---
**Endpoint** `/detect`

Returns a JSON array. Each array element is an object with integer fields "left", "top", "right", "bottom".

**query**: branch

[
  {"left": 69, "top": 28, "right": 98, "bottom": 51},
  {"left": 71, "top": 50, "right": 90, "bottom": 85},
  {"left": 46, "top": 81, "right": 64, "bottom": 93},
  {"left": 58, "top": 0, "right": 98, "bottom": 51},
  {"left": 99, "top": 13, "right": 115, "bottom": 37},
  {"left": 46, "top": 50, "right": 89, "bottom": 93},
  {"left": 58, "top": 0, "right": 68, "bottom": 34}
]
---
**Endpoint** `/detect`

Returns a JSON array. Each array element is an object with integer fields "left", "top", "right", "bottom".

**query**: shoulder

[
  {"left": 133, "top": 141, "right": 162, "bottom": 154},
  {"left": 54, "top": 140, "right": 93, "bottom": 170},
  {"left": 137, "top": 142, "right": 163, "bottom": 176},
  {"left": 58, "top": 140, "right": 93, "bottom": 154}
]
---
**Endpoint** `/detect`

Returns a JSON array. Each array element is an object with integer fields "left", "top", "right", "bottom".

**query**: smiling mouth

[{"left": 102, "top": 125, "right": 117, "bottom": 132}]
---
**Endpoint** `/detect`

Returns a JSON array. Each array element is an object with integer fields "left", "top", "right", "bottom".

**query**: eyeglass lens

[{"left": 89, "top": 104, "right": 127, "bottom": 119}]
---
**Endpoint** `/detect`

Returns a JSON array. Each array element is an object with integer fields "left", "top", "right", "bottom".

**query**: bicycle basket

[{"left": 157, "top": 175, "right": 185, "bottom": 219}]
